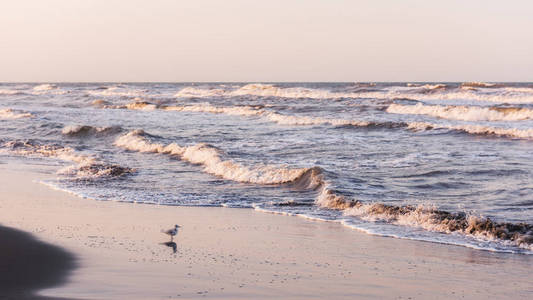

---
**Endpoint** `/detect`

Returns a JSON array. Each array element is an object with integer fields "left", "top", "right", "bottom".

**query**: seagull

[{"left": 162, "top": 224, "right": 181, "bottom": 241}]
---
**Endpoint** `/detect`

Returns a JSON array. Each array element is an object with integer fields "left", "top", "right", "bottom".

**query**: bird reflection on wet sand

[{"left": 161, "top": 241, "right": 177, "bottom": 253}]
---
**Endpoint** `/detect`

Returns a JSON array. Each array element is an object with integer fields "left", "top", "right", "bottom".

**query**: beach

[{"left": 1, "top": 161, "right": 532, "bottom": 299}]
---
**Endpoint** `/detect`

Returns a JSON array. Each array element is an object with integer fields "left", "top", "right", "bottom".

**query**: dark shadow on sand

[
  {"left": 161, "top": 241, "right": 177, "bottom": 253},
  {"left": 0, "top": 225, "right": 77, "bottom": 300}
]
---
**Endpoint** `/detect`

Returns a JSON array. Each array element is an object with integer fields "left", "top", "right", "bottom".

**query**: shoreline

[{"left": 1, "top": 161, "right": 532, "bottom": 299}]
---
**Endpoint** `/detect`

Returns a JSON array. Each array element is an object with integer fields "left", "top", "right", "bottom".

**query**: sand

[{"left": 1, "top": 161, "right": 532, "bottom": 299}]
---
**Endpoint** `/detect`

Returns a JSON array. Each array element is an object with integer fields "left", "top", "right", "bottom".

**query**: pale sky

[{"left": 1, "top": 0, "right": 532, "bottom": 82}]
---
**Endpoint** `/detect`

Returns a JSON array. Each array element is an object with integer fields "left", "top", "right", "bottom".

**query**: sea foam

[
  {"left": 387, "top": 103, "right": 533, "bottom": 121},
  {"left": 0, "top": 109, "right": 33, "bottom": 119}
]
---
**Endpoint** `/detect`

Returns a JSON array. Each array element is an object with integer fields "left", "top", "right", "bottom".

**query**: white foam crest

[
  {"left": 164, "top": 104, "right": 263, "bottom": 116},
  {"left": 88, "top": 87, "right": 145, "bottom": 98},
  {"left": 387, "top": 103, "right": 533, "bottom": 121},
  {"left": 359, "top": 89, "right": 533, "bottom": 104},
  {"left": 419, "top": 84, "right": 447, "bottom": 90},
  {"left": 231, "top": 84, "right": 343, "bottom": 99},
  {"left": 343, "top": 204, "right": 533, "bottom": 251},
  {"left": 406, "top": 122, "right": 533, "bottom": 139},
  {"left": 0, "top": 89, "right": 22, "bottom": 95},
  {"left": 125, "top": 102, "right": 158, "bottom": 110},
  {"left": 174, "top": 84, "right": 533, "bottom": 104},
  {"left": 115, "top": 130, "right": 312, "bottom": 185},
  {"left": 30, "top": 84, "right": 66, "bottom": 95},
  {"left": 461, "top": 82, "right": 497, "bottom": 88},
  {"left": 57, "top": 161, "right": 133, "bottom": 179},
  {"left": 0, "top": 108, "right": 33, "bottom": 119},
  {"left": 265, "top": 112, "right": 369, "bottom": 127},
  {"left": 106, "top": 101, "right": 374, "bottom": 128},
  {"left": 174, "top": 87, "right": 226, "bottom": 98},
  {"left": 61, "top": 125, "right": 122, "bottom": 136},
  {"left": 33, "top": 84, "right": 57, "bottom": 91},
  {"left": 315, "top": 184, "right": 359, "bottom": 210},
  {"left": 1, "top": 141, "right": 93, "bottom": 164},
  {"left": 1, "top": 140, "right": 132, "bottom": 179}
]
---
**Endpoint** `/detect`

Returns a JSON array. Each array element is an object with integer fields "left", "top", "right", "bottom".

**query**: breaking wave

[
  {"left": 407, "top": 122, "right": 533, "bottom": 139},
  {"left": 0, "top": 108, "right": 33, "bottom": 119},
  {"left": 308, "top": 179, "right": 533, "bottom": 251},
  {"left": 173, "top": 84, "right": 533, "bottom": 104},
  {"left": 107, "top": 102, "right": 533, "bottom": 139},
  {"left": 343, "top": 203, "right": 533, "bottom": 251},
  {"left": 0, "top": 140, "right": 133, "bottom": 179},
  {"left": 87, "top": 87, "right": 146, "bottom": 98},
  {"left": 33, "top": 84, "right": 58, "bottom": 91},
  {"left": 461, "top": 82, "right": 499, "bottom": 88},
  {"left": 113, "top": 129, "right": 533, "bottom": 250},
  {"left": 387, "top": 103, "right": 533, "bottom": 121},
  {"left": 163, "top": 104, "right": 263, "bottom": 116},
  {"left": 58, "top": 162, "right": 133, "bottom": 179},
  {"left": 62, "top": 125, "right": 123, "bottom": 137},
  {"left": 0, "top": 89, "right": 23, "bottom": 95},
  {"left": 114, "top": 130, "right": 318, "bottom": 185}
]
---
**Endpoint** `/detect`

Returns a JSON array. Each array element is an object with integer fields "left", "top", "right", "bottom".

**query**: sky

[{"left": 1, "top": 0, "right": 532, "bottom": 82}]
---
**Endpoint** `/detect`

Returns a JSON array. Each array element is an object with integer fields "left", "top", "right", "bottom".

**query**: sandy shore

[{"left": 1, "top": 161, "right": 532, "bottom": 299}]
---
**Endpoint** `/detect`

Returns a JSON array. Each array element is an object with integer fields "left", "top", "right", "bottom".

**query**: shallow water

[{"left": 1, "top": 82, "right": 532, "bottom": 253}]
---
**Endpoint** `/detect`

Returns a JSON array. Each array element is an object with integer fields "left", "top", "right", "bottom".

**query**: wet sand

[{"left": 1, "top": 161, "right": 532, "bottom": 299}]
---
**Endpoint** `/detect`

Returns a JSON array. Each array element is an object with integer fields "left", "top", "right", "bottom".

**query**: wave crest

[
  {"left": 62, "top": 125, "right": 123, "bottom": 137},
  {"left": 115, "top": 130, "right": 316, "bottom": 185},
  {"left": 1, "top": 140, "right": 133, "bottom": 179},
  {"left": 406, "top": 122, "right": 533, "bottom": 139},
  {"left": 0, "top": 108, "right": 33, "bottom": 119},
  {"left": 344, "top": 203, "right": 533, "bottom": 250},
  {"left": 387, "top": 103, "right": 533, "bottom": 121},
  {"left": 33, "top": 84, "right": 58, "bottom": 91},
  {"left": 174, "top": 84, "right": 533, "bottom": 104}
]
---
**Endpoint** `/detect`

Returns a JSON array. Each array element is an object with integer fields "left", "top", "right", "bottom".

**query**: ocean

[{"left": 1, "top": 82, "right": 532, "bottom": 254}]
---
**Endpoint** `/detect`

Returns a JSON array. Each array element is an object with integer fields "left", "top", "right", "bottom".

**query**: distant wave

[
  {"left": 407, "top": 122, "right": 533, "bottom": 139},
  {"left": 175, "top": 84, "right": 344, "bottom": 99},
  {"left": 387, "top": 103, "right": 533, "bottom": 121},
  {"left": 461, "top": 82, "right": 500, "bottom": 88},
  {"left": 174, "top": 87, "right": 226, "bottom": 98},
  {"left": 31, "top": 84, "right": 67, "bottom": 95},
  {"left": 33, "top": 84, "right": 58, "bottom": 91},
  {"left": 0, "top": 89, "right": 23, "bottom": 96},
  {"left": 62, "top": 125, "right": 123, "bottom": 137},
  {"left": 164, "top": 104, "right": 264, "bottom": 116},
  {"left": 0, "top": 108, "right": 33, "bottom": 119},
  {"left": 94, "top": 100, "right": 158, "bottom": 111},
  {"left": 104, "top": 102, "right": 533, "bottom": 139},
  {"left": 114, "top": 130, "right": 316, "bottom": 185},
  {"left": 173, "top": 84, "right": 533, "bottom": 104},
  {"left": 263, "top": 111, "right": 370, "bottom": 127},
  {"left": 0, "top": 140, "right": 133, "bottom": 179},
  {"left": 87, "top": 87, "right": 146, "bottom": 98},
  {"left": 98, "top": 101, "right": 533, "bottom": 139}
]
